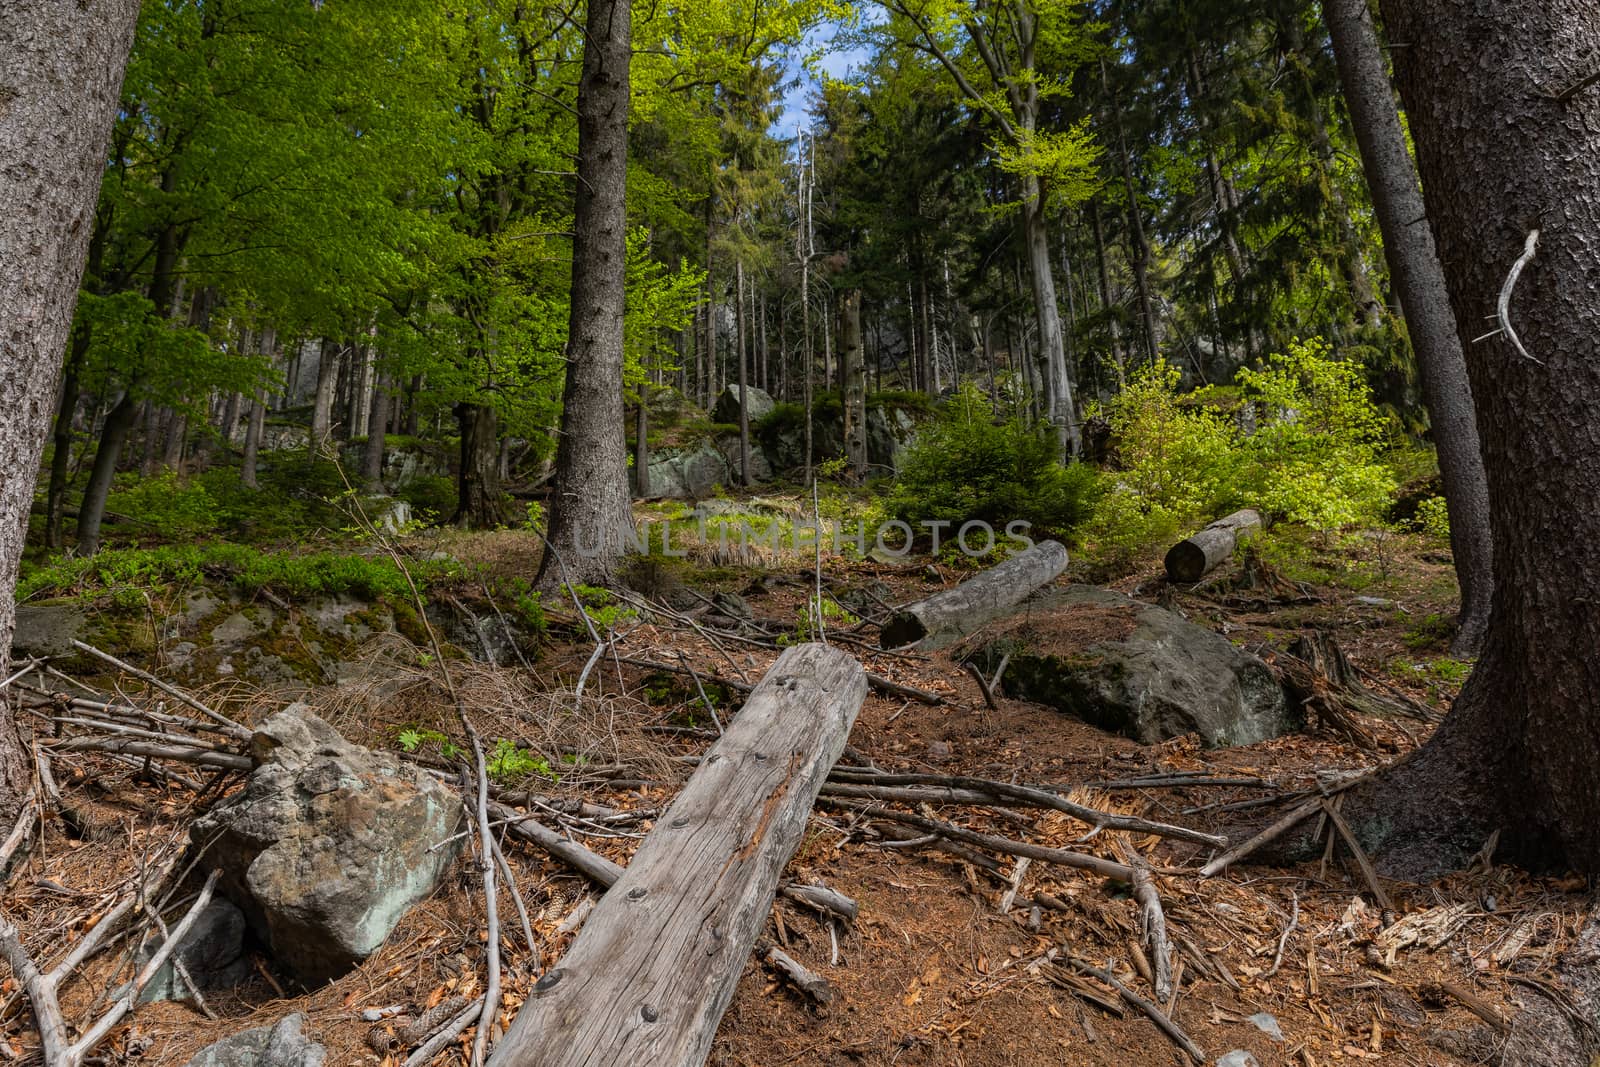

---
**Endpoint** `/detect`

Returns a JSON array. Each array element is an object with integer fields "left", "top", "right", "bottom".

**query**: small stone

[
  {"left": 1248, "top": 1011, "right": 1285, "bottom": 1041},
  {"left": 1216, "top": 1052, "right": 1260, "bottom": 1067}
]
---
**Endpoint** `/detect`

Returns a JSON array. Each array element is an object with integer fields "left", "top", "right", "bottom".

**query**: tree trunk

[
  {"left": 881, "top": 540, "right": 1070, "bottom": 650},
  {"left": 0, "top": 0, "right": 141, "bottom": 815},
  {"left": 161, "top": 413, "right": 186, "bottom": 470},
  {"left": 1322, "top": 0, "right": 1493, "bottom": 656},
  {"left": 1020, "top": 175, "right": 1080, "bottom": 458},
  {"left": 486, "top": 643, "right": 866, "bottom": 1067},
  {"left": 633, "top": 392, "right": 650, "bottom": 498},
  {"left": 310, "top": 338, "right": 340, "bottom": 450},
  {"left": 840, "top": 288, "right": 867, "bottom": 480},
  {"left": 76, "top": 390, "right": 140, "bottom": 555},
  {"left": 453, "top": 402, "right": 503, "bottom": 528},
  {"left": 362, "top": 376, "right": 388, "bottom": 492},
  {"left": 240, "top": 393, "right": 266, "bottom": 489},
  {"left": 45, "top": 328, "right": 87, "bottom": 548},
  {"left": 1089, "top": 200, "right": 1126, "bottom": 386},
  {"left": 219, "top": 391, "right": 242, "bottom": 446},
  {"left": 735, "top": 259, "right": 751, "bottom": 487},
  {"left": 1333, "top": 0, "right": 1600, "bottom": 879},
  {"left": 536, "top": 0, "right": 633, "bottom": 588}
]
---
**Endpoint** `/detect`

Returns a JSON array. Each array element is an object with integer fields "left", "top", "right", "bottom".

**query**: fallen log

[
  {"left": 880, "top": 540, "right": 1069, "bottom": 650},
  {"left": 486, "top": 643, "right": 867, "bottom": 1067},
  {"left": 1163, "top": 509, "right": 1263, "bottom": 583}
]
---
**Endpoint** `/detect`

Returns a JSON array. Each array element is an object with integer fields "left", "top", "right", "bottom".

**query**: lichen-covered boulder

[
  {"left": 977, "top": 585, "right": 1296, "bottom": 747},
  {"left": 712, "top": 384, "right": 775, "bottom": 424},
  {"left": 191, "top": 707, "right": 462, "bottom": 984}
]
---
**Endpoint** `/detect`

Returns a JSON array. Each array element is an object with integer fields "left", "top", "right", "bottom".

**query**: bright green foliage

[
  {"left": 487, "top": 739, "right": 554, "bottom": 783},
  {"left": 888, "top": 384, "right": 1101, "bottom": 535},
  {"left": 1234, "top": 339, "right": 1397, "bottom": 531},
  {"left": 1413, "top": 496, "right": 1451, "bottom": 541},
  {"left": 1086, "top": 341, "right": 1396, "bottom": 565}
]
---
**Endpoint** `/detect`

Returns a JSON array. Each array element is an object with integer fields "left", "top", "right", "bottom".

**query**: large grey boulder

[
  {"left": 642, "top": 440, "right": 730, "bottom": 499},
  {"left": 712, "top": 432, "right": 773, "bottom": 483},
  {"left": 979, "top": 585, "right": 1296, "bottom": 747},
  {"left": 183, "top": 1013, "right": 325, "bottom": 1067},
  {"left": 191, "top": 707, "right": 462, "bottom": 984},
  {"left": 712, "top": 384, "right": 775, "bottom": 425}
]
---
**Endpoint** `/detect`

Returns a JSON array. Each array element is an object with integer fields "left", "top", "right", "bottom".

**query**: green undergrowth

[{"left": 19, "top": 543, "right": 460, "bottom": 605}]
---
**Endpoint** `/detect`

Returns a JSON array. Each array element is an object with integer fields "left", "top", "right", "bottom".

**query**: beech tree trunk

[
  {"left": 75, "top": 391, "right": 140, "bottom": 555},
  {"left": 310, "top": 338, "right": 340, "bottom": 449},
  {"left": 240, "top": 392, "right": 265, "bottom": 489},
  {"left": 536, "top": 0, "right": 633, "bottom": 588},
  {"left": 44, "top": 331, "right": 88, "bottom": 548},
  {"left": 1338, "top": 0, "right": 1600, "bottom": 879},
  {"left": 0, "top": 0, "right": 142, "bottom": 816},
  {"left": 1322, "top": 0, "right": 1494, "bottom": 656}
]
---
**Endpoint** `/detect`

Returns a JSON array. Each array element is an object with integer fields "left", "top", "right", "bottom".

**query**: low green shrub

[
  {"left": 1085, "top": 340, "right": 1397, "bottom": 566},
  {"left": 18, "top": 543, "right": 454, "bottom": 604},
  {"left": 887, "top": 383, "right": 1100, "bottom": 538}
]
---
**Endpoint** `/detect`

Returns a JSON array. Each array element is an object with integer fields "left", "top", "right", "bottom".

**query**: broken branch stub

[
  {"left": 485, "top": 643, "right": 867, "bottom": 1067},
  {"left": 880, "top": 540, "right": 1069, "bottom": 650}
]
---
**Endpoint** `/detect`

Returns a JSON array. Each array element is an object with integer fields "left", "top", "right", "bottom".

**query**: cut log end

[
  {"left": 1163, "top": 541, "right": 1211, "bottom": 584},
  {"left": 879, "top": 613, "right": 928, "bottom": 650}
]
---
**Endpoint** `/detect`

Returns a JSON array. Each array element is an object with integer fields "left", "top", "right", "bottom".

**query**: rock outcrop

[{"left": 191, "top": 707, "right": 462, "bottom": 983}]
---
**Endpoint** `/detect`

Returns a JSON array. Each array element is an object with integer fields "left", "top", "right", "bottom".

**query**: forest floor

[{"left": 4, "top": 512, "right": 1585, "bottom": 1067}]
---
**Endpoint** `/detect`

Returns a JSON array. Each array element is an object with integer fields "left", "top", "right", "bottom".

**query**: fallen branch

[
  {"left": 68, "top": 640, "right": 249, "bottom": 740},
  {"left": 0, "top": 869, "right": 221, "bottom": 1067},
  {"left": 1130, "top": 857, "right": 1173, "bottom": 1003},
  {"left": 826, "top": 769, "right": 1226, "bottom": 848},
  {"left": 757, "top": 940, "right": 834, "bottom": 1006},
  {"left": 1062, "top": 956, "right": 1204, "bottom": 1064},
  {"left": 1321, "top": 798, "right": 1395, "bottom": 912},
  {"left": 824, "top": 800, "right": 1136, "bottom": 882},
  {"left": 1199, "top": 798, "right": 1322, "bottom": 877}
]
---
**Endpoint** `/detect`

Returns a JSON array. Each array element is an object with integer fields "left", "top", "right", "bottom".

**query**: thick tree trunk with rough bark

[
  {"left": 1336, "top": 0, "right": 1600, "bottom": 879},
  {"left": 1323, "top": 0, "right": 1494, "bottom": 656},
  {"left": 840, "top": 288, "right": 867, "bottom": 479},
  {"left": 536, "top": 0, "right": 633, "bottom": 588},
  {"left": 0, "top": 0, "right": 142, "bottom": 816},
  {"left": 453, "top": 402, "right": 504, "bottom": 528}
]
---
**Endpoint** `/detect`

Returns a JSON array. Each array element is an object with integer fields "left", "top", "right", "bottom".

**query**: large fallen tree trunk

[
  {"left": 1163, "top": 509, "right": 1263, "bottom": 583},
  {"left": 485, "top": 643, "right": 867, "bottom": 1067},
  {"left": 880, "top": 539, "right": 1069, "bottom": 650}
]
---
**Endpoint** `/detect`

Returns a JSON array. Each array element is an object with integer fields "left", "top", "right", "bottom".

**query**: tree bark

[
  {"left": 633, "top": 392, "right": 650, "bottom": 498},
  {"left": 735, "top": 259, "right": 751, "bottom": 487},
  {"left": 362, "top": 376, "right": 388, "bottom": 492},
  {"left": 1021, "top": 177, "right": 1080, "bottom": 458},
  {"left": 240, "top": 392, "right": 265, "bottom": 490},
  {"left": 1322, "top": 0, "right": 1494, "bottom": 656},
  {"left": 486, "top": 643, "right": 866, "bottom": 1067},
  {"left": 0, "top": 0, "right": 142, "bottom": 815},
  {"left": 1164, "top": 509, "right": 1264, "bottom": 583},
  {"left": 1335, "top": 0, "right": 1600, "bottom": 879},
  {"left": 536, "top": 0, "right": 633, "bottom": 588},
  {"left": 453, "top": 402, "right": 503, "bottom": 528},
  {"left": 75, "top": 390, "right": 140, "bottom": 555},
  {"left": 840, "top": 288, "right": 867, "bottom": 479},
  {"left": 310, "top": 338, "right": 340, "bottom": 450},
  {"left": 44, "top": 328, "right": 87, "bottom": 548}
]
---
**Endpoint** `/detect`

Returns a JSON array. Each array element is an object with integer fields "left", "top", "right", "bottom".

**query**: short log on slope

[
  {"left": 1163, "top": 509, "right": 1263, "bottom": 583},
  {"left": 485, "top": 643, "right": 867, "bottom": 1067},
  {"left": 880, "top": 539, "right": 1069, "bottom": 650}
]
